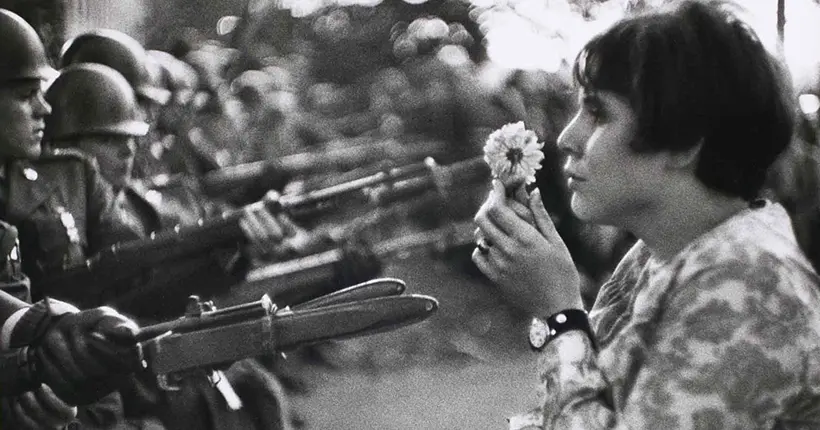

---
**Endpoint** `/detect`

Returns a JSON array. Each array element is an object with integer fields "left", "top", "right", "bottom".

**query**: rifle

[
  {"left": 199, "top": 137, "right": 448, "bottom": 200},
  {"left": 2, "top": 278, "right": 439, "bottom": 395},
  {"left": 37, "top": 157, "right": 488, "bottom": 306},
  {"left": 217, "top": 220, "right": 477, "bottom": 307}
]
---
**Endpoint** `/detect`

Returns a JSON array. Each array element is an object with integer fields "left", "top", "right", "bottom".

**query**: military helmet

[
  {"left": 148, "top": 50, "right": 199, "bottom": 106},
  {"left": 59, "top": 29, "right": 171, "bottom": 105},
  {"left": 44, "top": 63, "right": 150, "bottom": 140},
  {"left": 0, "top": 9, "right": 52, "bottom": 83}
]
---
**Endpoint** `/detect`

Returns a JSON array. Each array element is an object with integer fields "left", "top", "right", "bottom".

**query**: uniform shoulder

[{"left": 37, "top": 148, "right": 95, "bottom": 165}]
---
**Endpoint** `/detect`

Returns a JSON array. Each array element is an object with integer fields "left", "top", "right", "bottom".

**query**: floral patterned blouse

[{"left": 510, "top": 201, "right": 820, "bottom": 429}]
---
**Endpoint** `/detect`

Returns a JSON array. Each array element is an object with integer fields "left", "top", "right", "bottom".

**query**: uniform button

[
  {"left": 145, "top": 189, "right": 163, "bottom": 206},
  {"left": 23, "top": 168, "right": 38, "bottom": 181}
]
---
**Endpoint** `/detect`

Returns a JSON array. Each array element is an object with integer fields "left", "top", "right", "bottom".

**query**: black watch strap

[{"left": 545, "top": 309, "right": 597, "bottom": 351}]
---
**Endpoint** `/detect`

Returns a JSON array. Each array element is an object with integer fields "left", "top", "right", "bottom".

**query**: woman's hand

[{"left": 472, "top": 180, "right": 583, "bottom": 317}]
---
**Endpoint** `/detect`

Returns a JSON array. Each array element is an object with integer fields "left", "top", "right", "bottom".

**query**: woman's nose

[{"left": 556, "top": 116, "right": 584, "bottom": 157}]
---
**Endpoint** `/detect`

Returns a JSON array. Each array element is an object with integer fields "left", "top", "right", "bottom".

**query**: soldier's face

[
  {"left": 0, "top": 81, "right": 50, "bottom": 159},
  {"left": 138, "top": 97, "right": 160, "bottom": 125},
  {"left": 75, "top": 136, "right": 136, "bottom": 189}
]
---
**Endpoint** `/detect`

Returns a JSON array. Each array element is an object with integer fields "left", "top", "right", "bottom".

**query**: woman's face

[{"left": 556, "top": 88, "right": 667, "bottom": 227}]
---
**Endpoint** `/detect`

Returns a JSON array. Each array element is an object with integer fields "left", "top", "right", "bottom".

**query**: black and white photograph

[{"left": 1, "top": 0, "right": 820, "bottom": 428}]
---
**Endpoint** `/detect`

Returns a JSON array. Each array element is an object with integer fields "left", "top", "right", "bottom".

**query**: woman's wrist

[
  {"left": 531, "top": 298, "right": 586, "bottom": 321},
  {"left": 528, "top": 308, "right": 597, "bottom": 352}
]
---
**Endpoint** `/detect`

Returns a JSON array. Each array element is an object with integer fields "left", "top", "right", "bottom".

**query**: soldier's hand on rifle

[
  {"left": 239, "top": 203, "right": 290, "bottom": 261},
  {"left": 334, "top": 235, "right": 383, "bottom": 286},
  {"left": 239, "top": 190, "right": 327, "bottom": 261},
  {"left": 1, "top": 384, "right": 77, "bottom": 430},
  {"left": 16, "top": 302, "right": 142, "bottom": 405},
  {"left": 277, "top": 214, "right": 335, "bottom": 256}
]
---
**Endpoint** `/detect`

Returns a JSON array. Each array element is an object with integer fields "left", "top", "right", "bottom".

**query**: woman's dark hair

[{"left": 572, "top": 0, "right": 795, "bottom": 200}]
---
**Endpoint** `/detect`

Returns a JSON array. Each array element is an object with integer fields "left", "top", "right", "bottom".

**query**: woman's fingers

[
  {"left": 474, "top": 212, "right": 515, "bottom": 255},
  {"left": 481, "top": 203, "right": 540, "bottom": 248},
  {"left": 471, "top": 243, "right": 504, "bottom": 282},
  {"left": 529, "top": 189, "right": 562, "bottom": 243},
  {"left": 508, "top": 199, "right": 534, "bottom": 225}
]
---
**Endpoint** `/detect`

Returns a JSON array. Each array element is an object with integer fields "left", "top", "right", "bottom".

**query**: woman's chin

[
  {"left": 570, "top": 194, "right": 610, "bottom": 225},
  {"left": 570, "top": 195, "right": 595, "bottom": 222}
]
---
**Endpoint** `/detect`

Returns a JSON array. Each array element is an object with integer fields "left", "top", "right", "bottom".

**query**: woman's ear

[{"left": 664, "top": 138, "right": 703, "bottom": 171}]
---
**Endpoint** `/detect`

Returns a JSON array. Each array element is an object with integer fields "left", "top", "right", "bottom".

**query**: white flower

[{"left": 483, "top": 121, "right": 544, "bottom": 187}]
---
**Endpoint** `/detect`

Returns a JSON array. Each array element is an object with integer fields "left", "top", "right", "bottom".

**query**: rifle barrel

[
  {"left": 200, "top": 138, "right": 447, "bottom": 196},
  {"left": 228, "top": 221, "right": 475, "bottom": 306}
]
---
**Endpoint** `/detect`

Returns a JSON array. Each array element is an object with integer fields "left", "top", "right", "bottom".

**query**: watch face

[{"left": 528, "top": 317, "right": 549, "bottom": 349}]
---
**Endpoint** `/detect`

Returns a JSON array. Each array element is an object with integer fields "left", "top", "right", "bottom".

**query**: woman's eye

[{"left": 585, "top": 104, "right": 603, "bottom": 122}]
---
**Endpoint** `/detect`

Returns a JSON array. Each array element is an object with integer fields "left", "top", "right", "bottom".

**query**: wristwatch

[{"left": 528, "top": 309, "right": 596, "bottom": 351}]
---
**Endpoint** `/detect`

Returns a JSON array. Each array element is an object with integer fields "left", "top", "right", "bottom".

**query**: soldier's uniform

[
  {"left": 0, "top": 220, "right": 28, "bottom": 320},
  {"left": 45, "top": 59, "right": 295, "bottom": 430},
  {"left": 0, "top": 9, "right": 172, "bottom": 429},
  {"left": 0, "top": 290, "right": 27, "bottom": 326},
  {"left": 124, "top": 173, "right": 226, "bottom": 231},
  {"left": 1, "top": 150, "right": 143, "bottom": 304},
  {"left": 0, "top": 153, "right": 142, "bottom": 429},
  {"left": 108, "top": 176, "right": 246, "bottom": 319}
]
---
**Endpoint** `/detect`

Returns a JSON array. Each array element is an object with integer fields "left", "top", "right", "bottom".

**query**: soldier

[
  {"left": 43, "top": 61, "right": 305, "bottom": 430},
  {"left": 43, "top": 56, "right": 394, "bottom": 430},
  {"left": 0, "top": 10, "right": 148, "bottom": 304},
  {"left": 59, "top": 29, "right": 171, "bottom": 122},
  {"left": 1, "top": 289, "right": 142, "bottom": 430},
  {"left": 1, "top": 9, "right": 297, "bottom": 429},
  {"left": 1, "top": 290, "right": 142, "bottom": 429},
  {"left": 60, "top": 30, "right": 244, "bottom": 180},
  {"left": 178, "top": 47, "right": 249, "bottom": 171},
  {"left": 0, "top": 9, "right": 155, "bottom": 429},
  {"left": 0, "top": 220, "right": 141, "bottom": 429},
  {"left": 45, "top": 62, "right": 265, "bottom": 315},
  {"left": 144, "top": 49, "right": 206, "bottom": 177},
  {"left": 58, "top": 29, "right": 183, "bottom": 181}
]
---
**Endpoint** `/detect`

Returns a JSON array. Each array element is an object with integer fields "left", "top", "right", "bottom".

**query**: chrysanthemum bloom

[{"left": 483, "top": 121, "right": 544, "bottom": 189}]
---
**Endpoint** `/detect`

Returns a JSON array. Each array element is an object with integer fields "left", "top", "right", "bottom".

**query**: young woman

[{"left": 473, "top": 1, "right": 820, "bottom": 428}]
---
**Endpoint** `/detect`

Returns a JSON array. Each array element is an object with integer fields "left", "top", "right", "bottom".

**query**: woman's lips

[{"left": 565, "top": 172, "right": 586, "bottom": 190}]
